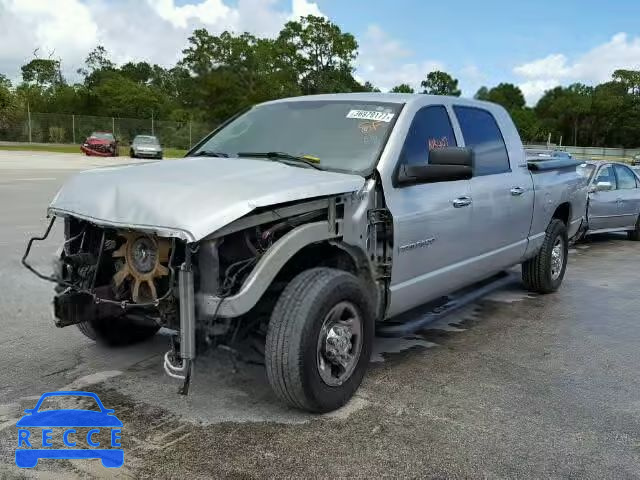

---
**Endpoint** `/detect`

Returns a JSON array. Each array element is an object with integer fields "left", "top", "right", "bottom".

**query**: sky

[{"left": 1, "top": 0, "right": 639, "bottom": 105}]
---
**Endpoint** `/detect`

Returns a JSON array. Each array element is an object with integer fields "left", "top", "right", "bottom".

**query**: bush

[{"left": 49, "top": 126, "right": 66, "bottom": 143}]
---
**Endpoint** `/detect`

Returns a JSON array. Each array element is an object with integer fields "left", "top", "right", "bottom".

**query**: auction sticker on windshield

[{"left": 346, "top": 110, "right": 395, "bottom": 122}]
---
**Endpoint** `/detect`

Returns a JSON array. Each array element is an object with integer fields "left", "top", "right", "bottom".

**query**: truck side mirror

[
  {"left": 394, "top": 147, "right": 474, "bottom": 187},
  {"left": 396, "top": 164, "right": 472, "bottom": 186},
  {"left": 429, "top": 147, "right": 474, "bottom": 168}
]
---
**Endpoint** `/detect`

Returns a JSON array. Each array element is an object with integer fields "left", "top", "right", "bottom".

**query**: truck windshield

[{"left": 192, "top": 100, "right": 402, "bottom": 174}]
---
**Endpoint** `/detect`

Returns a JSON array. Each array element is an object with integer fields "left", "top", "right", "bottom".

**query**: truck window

[
  {"left": 614, "top": 164, "right": 638, "bottom": 189},
  {"left": 453, "top": 106, "right": 510, "bottom": 176},
  {"left": 400, "top": 106, "right": 457, "bottom": 166}
]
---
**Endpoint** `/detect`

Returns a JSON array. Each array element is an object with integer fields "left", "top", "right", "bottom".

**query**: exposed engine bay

[{"left": 46, "top": 208, "right": 327, "bottom": 332}]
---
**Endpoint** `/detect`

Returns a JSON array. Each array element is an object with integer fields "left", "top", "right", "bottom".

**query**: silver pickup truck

[{"left": 25, "top": 93, "right": 587, "bottom": 413}]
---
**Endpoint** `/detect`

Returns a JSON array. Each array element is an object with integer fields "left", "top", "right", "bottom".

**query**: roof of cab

[{"left": 261, "top": 92, "right": 501, "bottom": 110}]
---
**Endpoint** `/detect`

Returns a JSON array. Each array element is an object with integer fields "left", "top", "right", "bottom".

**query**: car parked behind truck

[
  {"left": 25, "top": 93, "right": 588, "bottom": 412},
  {"left": 578, "top": 161, "right": 640, "bottom": 239}
]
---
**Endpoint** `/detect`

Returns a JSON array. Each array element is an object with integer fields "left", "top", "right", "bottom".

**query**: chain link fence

[{"left": 0, "top": 112, "right": 214, "bottom": 150}]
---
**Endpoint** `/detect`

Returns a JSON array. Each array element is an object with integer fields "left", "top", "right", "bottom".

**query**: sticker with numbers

[{"left": 346, "top": 110, "right": 395, "bottom": 122}]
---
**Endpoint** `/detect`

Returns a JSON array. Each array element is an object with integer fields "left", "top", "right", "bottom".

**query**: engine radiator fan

[{"left": 112, "top": 233, "right": 171, "bottom": 303}]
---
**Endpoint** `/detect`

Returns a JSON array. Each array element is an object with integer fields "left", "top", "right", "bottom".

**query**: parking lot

[{"left": 1, "top": 151, "right": 640, "bottom": 478}]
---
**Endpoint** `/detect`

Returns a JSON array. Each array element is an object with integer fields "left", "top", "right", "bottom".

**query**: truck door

[
  {"left": 452, "top": 106, "right": 533, "bottom": 268},
  {"left": 588, "top": 164, "right": 620, "bottom": 230},
  {"left": 384, "top": 105, "right": 473, "bottom": 317},
  {"left": 613, "top": 164, "right": 640, "bottom": 229}
]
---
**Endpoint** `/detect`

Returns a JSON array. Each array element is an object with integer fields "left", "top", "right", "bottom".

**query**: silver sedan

[
  {"left": 581, "top": 161, "right": 640, "bottom": 240},
  {"left": 130, "top": 135, "right": 163, "bottom": 159}
]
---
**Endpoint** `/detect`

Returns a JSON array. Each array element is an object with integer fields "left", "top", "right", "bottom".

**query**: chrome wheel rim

[
  {"left": 551, "top": 236, "right": 564, "bottom": 280},
  {"left": 316, "top": 301, "right": 363, "bottom": 386}
]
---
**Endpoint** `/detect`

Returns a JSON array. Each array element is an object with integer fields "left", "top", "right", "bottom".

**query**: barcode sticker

[{"left": 346, "top": 110, "right": 395, "bottom": 122}]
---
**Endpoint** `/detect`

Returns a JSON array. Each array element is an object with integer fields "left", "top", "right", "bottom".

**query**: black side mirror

[
  {"left": 395, "top": 147, "right": 474, "bottom": 186},
  {"left": 429, "top": 147, "right": 474, "bottom": 168}
]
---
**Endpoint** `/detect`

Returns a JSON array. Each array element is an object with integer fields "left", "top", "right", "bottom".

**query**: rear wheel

[
  {"left": 265, "top": 268, "right": 374, "bottom": 413},
  {"left": 77, "top": 315, "right": 160, "bottom": 346},
  {"left": 522, "top": 219, "right": 568, "bottom": 293},
  {"left": 129, "top": 149, "right": 136, "bottom": 158}
]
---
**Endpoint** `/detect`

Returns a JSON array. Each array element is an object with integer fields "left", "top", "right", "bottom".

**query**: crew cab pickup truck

[{"left": 24, "top": 93, "right": 587, "bottom": 413}]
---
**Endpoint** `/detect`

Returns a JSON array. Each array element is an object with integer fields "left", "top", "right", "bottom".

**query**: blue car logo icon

[{"left": 15, "top": 391, "right": 123, "bottom": 468}]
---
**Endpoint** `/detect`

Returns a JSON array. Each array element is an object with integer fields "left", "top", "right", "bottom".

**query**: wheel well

[
  {"left": 552, "top": 202, "right": 571, "bottom": 225},
  {"left": 275, "top": 242, "right": 359, "bottom": 285},
  {"left": 247, "top": 242, "right": 368, "bottom": 323}
]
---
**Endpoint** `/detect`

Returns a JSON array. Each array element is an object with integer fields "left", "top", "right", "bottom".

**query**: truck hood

[{"left": 49, "top": 156, "right": 365, "bottom": 242}]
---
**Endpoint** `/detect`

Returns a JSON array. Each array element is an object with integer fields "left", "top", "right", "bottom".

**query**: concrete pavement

[{"left": 1, "top": 151, "right": 640, "bottom": 478}]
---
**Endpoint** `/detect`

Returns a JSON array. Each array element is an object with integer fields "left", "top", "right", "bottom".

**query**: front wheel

[
  {"left": 77, "top": 315, "right": 160, "bottom": 346},
  {"left": 522, "top": 219, "right": 568, "bottom": 293},
  {"left": 265, "top": 268, "right": 374, "bottom": 413}
]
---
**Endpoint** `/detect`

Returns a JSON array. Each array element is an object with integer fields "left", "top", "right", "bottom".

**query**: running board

[{"left": 376, "top": 271, "right": 519, "bottom": 337}]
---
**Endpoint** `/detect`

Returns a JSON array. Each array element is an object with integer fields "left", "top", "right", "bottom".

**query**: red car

[{"left": 81, "top": 132, "right": 119, "bottom": 157}]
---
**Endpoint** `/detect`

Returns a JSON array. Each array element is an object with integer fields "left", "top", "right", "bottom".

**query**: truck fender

[{"left": 196, "top": 221, "right": 339, "bottom": 318}]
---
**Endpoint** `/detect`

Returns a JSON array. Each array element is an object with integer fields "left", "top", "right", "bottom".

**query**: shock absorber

[{"left": 163, "top": 245, "right": 196, "bottom": 395}]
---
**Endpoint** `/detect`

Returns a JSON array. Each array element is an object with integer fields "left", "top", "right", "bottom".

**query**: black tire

[
  {"left": 522, "top": 219, "right": 568, "bottom": 294},
  {"left": 77, "top": 316, "right": 160, "bottom": 346},
  {"left": 627, "top": 216, "right": 640, "bottom": 241},
  {"left": 129, "top": 149, "right": 136, "bottom": 158},
  {"left": 265, "top": 268, "right": 375, "bottom": 413}
]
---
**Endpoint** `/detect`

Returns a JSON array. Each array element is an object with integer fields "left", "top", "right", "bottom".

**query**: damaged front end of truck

[{"left": 23, "top": 157, "right": 392, "bottom": 397}]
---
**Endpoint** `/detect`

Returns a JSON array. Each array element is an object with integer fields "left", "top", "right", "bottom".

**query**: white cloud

[
  {"left": 0, "top": 0, "right": 326, "bottom": 83},
  {"left": 513, "top": 33, "right": 640, "bottom": 104},
  {"left": 356, "top": 24, "right": 444, "bottom": 92},
  {"left": 0, "top": 0, "right": 99, "bottom": 82},
  {"left": 518, "top": 79, "right": 562, "bottom": 105},
  {"left": 291, "top": 0, "right": 323, "bottom": 18},
  {"left": 458, "top": 64, "right": 486, "bottom": 97},
  {"left": 147, "top": 0, "right": 237, "bottom": 29}
]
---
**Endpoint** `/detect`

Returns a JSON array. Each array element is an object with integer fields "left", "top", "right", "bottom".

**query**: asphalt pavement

[{"left": 1, "top": 151, "right": 640, "bottom": 479}]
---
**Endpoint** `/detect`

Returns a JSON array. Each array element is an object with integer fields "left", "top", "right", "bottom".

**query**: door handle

[
  {"left": 452, "top": 196, "right": 472, "bottom": 208},
  {"left": 510, "top": 186, "right": 525, "bottom": 196}
]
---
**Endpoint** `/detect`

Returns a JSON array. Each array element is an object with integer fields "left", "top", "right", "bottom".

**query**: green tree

[
  {"left": 0, "top": 73, "right": 12, "bottom": 90},
  {"left": 278, "top": 15, "right": 358, "bottom": 94},
  {"left": 78, "top": 46, "right": 116, "bottom": 87},
  {"left": 612, "top": 69, "right": 640, "bottom": 95},
  {"left": 484, "top": 83, "right": 525, "bottom": 111},
  {"left": 390, "top": 83, "right": 414, "bottom": 93},
  {"left": 474, "top": 86, "right": 490, "bottom": 100},
  {"left": 511, "top": 107, "right": 542, "bottom": 143},
  {"left": 21, "top": 58, "right": 64, "bottom": 89},
  {"left": 120, "top": 62, "right": 154, "bottom": 84},
  {"left": 360, "top": 81, "right": 381, "bottom": 92},
  {"left": 536, "top": 84, "right": 593, "bottom": 145},
  {"left": 421, "top": 71, "right": 461, "bottom": 96},
  {"left": 0, "top": 75, "right": 21, "bottom": 138},
  {"left": 93, "top": 76, "right": 163, "bottom": 117},
  {"left": 181, "top": 29, "right": 301, "bottom": 121}
]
